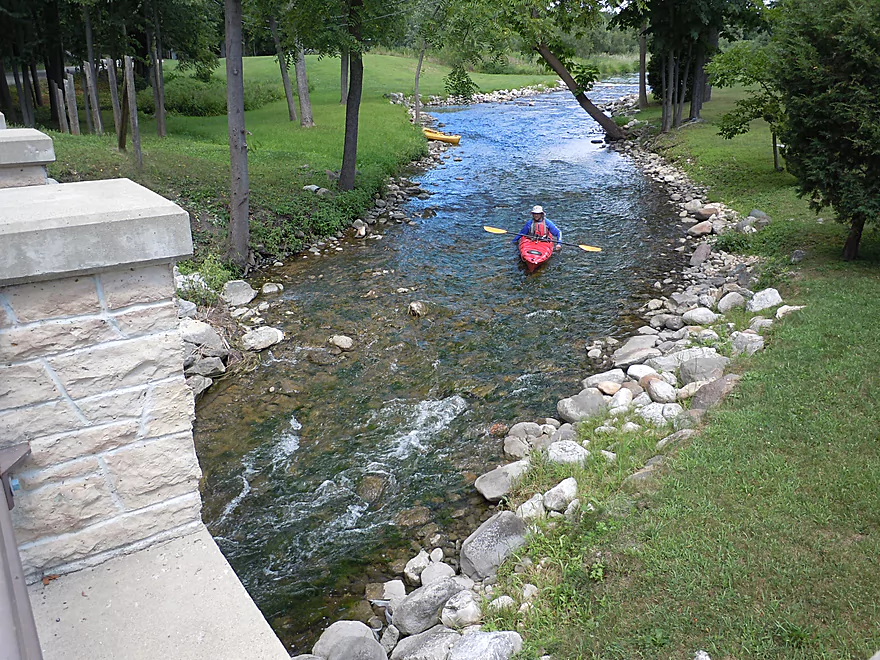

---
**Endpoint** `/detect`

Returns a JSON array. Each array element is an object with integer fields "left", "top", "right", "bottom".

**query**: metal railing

[{"left": 0, "top": 443, "right": 43, "bottom": 660}]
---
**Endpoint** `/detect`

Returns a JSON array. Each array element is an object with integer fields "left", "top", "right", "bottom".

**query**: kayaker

[{"left": 512, "top": 206, "right": 562, "bottom": 250}]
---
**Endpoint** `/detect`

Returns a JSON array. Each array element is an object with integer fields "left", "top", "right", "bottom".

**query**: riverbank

[{"left": 481, "top": 88, "right": 880, "bottom": 658}]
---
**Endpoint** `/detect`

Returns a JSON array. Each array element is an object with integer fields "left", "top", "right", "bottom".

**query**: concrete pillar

[
  {"left": 0, "top": 111, "right": 6, "bottom": 129},
  {"left": 0, "top": 128, "right": 55, "bottom": 188},
  {"left": 0, "top": 178, "right": 202, "bottom": 581}
]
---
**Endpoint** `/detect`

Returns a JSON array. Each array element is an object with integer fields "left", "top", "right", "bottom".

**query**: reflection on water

[{"left": 193, "top": 78, "right": 685, "bottom": 652}]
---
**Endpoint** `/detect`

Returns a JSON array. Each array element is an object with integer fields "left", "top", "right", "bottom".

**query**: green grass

[
  {"left": 483, "top": 88, "right": 880, "bottom": 659},
  {"left": 46, "top": 53, "right": 558, "bottom": 268}
]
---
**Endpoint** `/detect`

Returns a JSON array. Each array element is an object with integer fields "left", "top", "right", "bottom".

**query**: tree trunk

[
  {"left": 13, "top": 32, "right": 35, "bottom": 127},
  {"left": 704, "top": 27, "right": 719, "bottom": 102},
  {"left": 414, "top": 40, "right": 426, "bottom": 123},
  {"left": 225, "top": 0, "right": 250, "bottom": 268},
  {"left": 123, "top": 56, "right": 141, "bottom": 165},
  {"left": 146, "top": 29, "right": 165, "bottom": 136},
  {"left": 29, "top": 59, "right": 43, "bottom": 106},
  {"left": 42, "top": 1, "right": 66, "bottom": 123},
  {"left": 689, "top": 40, "right": 706, "bottom": 120},
  {"left": 772, "top": 131, "right": 779, "bottom": 171},
  {"left": 674, "top": 45, "right": 692, "bottom": 128},
  {"left": 340, "top": 48, "right": 349, "bottom": 104},
  {"left": 661, "top": 51, "right": 673, "bottom": 133},
  {"left": 843, "top": 216, "right": 865, "bottom": 260},
  {"left": 535, "top": 43, "right": 624, "bottom": 141},
  {"left": 294, "top": 47, "right": 315, "bottom": 128},
  {"left": 339, "top": 49, "right": 362, "bottom": 190},
  {"left": 84, "top": 61, "right": 103, "bottom": 134},
  {"left": 269, "top": 15, "right": 297, "bottom": 122},
  {"left": 52, "top": 81, "right": 69, "bottom": 132},
  {"left": 638, "top": 22, "right": 648, "bottom": 109},
  {"left": 83, "top": 4, "right": 101, "bottom": 129},
  {"left": 152, "top": 0, "right": 166, "bottom": 136}
]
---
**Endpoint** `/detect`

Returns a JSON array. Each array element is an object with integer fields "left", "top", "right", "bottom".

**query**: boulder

[
  {"left": 694, "top": 206, "right": 720, "bottom": 221},
  {"left": 750, "top": 316, "right": 774, "bottom": 333},
  {"left": 746, "top": 288, "right": 783, "bottom": 312},
  {"left": 447, "top": 631, "right": 524, "bottom": 660},
  {"left": 556, "top": 390, "right": 606, "bottom": 423},
  {"left": 185, "top": 375, "right": 212, "bottom": 397},
  {"left": 627, "top": 364, "right": 657, "bottom": 381},
  {"left": 313, "top": 621, "right": 376, "bottom": 658},
  {"left": 515, "top": 494, "right": 546, "bottom": 521},
  {"left": 503, "top": 436, "right": 529, "bottom": 459},
  {"left": 327, "top": 637, "right": 388, "bottom": 660},
  {"left": 241, "top": 326, "right": 284, "bottom": 351},
  {"left": 543, "top": 477, "right": 578, "bottom": 512},
  {"left": 474, "top": 460, "right": 529, "bottom": 502},
  {"left": 330, "top": 334, "right": 354, "bottom": 351},
  {"left": 687, "top": 220, "right": 713, "bottom": 237},
  {"left": 441, "top": 590, "right": 482, "bottom": 629},
  {"left": 507, "top": 421, "right": 542, "bottom": 439},
  {"left": 646, "top": 379, "right": 678, "bottom": 404},
  {"left": 404, "top": 550, "right": 431, "bottom": 586},
  {"left": 690, "top": 374, "right": 741, "bottom": 410},
  {"left": 608, "top": 387, "right": 634, "bottom": 415},
  {"left": 185, "top": 356, "right": 226, "bottom": 378},
  {"left": 547, "top": 440, "right": 590, "bottom": 464},
  {"left": 221, "top": 280, "right": 258, "bottom": 306},
  {"left": 582, "top": 368, "right": 626, "bottom": 388},
  {"left": 682, "top": 307, "right": 718, "bottom": 325},
  {"left": 717, "top": 292, "right": 746, "bottom": 313},
  {"left": 550, "top": 423, "right": 576, "bottom": 444},
  {"left": 655, "top": 429, "right": 698, "bottom": 452},
  {"left": 646, "top": 347, "right": 723, "bottom": 374},
  {"left": 731, "top": 331, "right": 765, "bottom": 356},
  {"left": 678, "top": 355, "right": 729, "bottom": 385},
  {"left": 689, "top": 243, "right": 712, "bottom": 267},
  {"left": 611, "top": 335, "right": 661, "bottom": 368},
  {"left": 486, "top": 596, "right": 516, "bottom": 612},
  {"left": 390, "top": 625, "right": 460, "bottom": 660},
  {"left": 460, "top": 512, "right": 527, "bottom": 580},
  {"left": 178, "top": 318, "right": 228, "bottom": 357},
  {"left": 408, "top": 301, "right": 428, "bottom": 317},
  {"left": 261, "top": 282, "right": 284, "bottom": 294},
  {"left": 380, "top": 627, "right": 399, "bottom": 655},
  {"left": 393, "top": 578, "right": 466, "bottom": 636},
  {"left": 637, "top": 402, "right": 683, "bottom": 427},
  {"left": 420, "top": 562, "right": 456, "bottom": 586}
]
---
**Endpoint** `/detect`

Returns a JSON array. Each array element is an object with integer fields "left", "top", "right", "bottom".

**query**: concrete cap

[
  {"left": 0, "top": 112, "right": 6, "bottom": 130},
  {"left": 0, "top": 178, "right": 193, "bottom": 286},
  {"left": 0, "top": 128, "right": 55, "bottom": 167}
]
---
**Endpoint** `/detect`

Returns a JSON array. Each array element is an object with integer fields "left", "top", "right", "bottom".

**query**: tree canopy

[{"left": 772, "top": 0, "right": 880, "bottom": 260}]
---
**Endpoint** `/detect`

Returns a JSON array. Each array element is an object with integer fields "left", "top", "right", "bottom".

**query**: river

[{"left": 193, "top": 77, "right": 685, "bottom": 653}]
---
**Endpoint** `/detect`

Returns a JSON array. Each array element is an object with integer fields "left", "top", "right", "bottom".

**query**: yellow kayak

[{"left": 422, "top": 127, "right": 461, "bottom": 145}]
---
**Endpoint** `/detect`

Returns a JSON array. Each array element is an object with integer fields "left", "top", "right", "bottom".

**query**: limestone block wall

[{"left": 0, "top": 171, "right": 202, "bottom": 580}]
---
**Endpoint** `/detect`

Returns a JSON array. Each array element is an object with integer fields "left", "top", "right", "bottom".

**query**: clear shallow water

[{"left": 194, "top": 78, "right": 685, "bottom": 652}]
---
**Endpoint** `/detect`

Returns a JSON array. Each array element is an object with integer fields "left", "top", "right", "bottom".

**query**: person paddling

[{"left": 512, "top": 205, "right": 562, "bottom": 251}]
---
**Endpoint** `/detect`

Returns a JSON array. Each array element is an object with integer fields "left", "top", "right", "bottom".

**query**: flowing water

[{"left": 194, "top": 78, "right": 685, "bottom": 653}]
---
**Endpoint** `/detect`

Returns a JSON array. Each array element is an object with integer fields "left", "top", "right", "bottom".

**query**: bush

[{"left": 138, "top": 76, "right": 284, "bottom": 116}]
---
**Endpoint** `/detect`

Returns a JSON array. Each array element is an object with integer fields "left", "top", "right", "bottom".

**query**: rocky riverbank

[{"left": 287, "top": 97, "right": 806, "bottom": 660}]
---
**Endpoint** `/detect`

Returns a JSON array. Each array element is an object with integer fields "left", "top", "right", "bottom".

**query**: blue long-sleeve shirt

[{"left": 512, "top": 218, "right": 562, "bottom": 244}]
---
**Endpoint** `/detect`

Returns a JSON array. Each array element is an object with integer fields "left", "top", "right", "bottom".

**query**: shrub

[{"left": 138, "top": 76, "right": 284, "bottom": 116}]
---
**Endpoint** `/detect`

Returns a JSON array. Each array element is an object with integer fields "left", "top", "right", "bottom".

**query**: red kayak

[{"left": 518, "top": 237, "right": 555, "bottom": 272}]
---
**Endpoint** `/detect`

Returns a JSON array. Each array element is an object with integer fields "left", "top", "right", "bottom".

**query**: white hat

[{"left": 531, "top": 205, "right": 544, "bottom": 214}]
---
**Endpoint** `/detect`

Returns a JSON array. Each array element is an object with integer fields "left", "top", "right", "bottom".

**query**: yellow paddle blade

[
  {"left": 578, "top": 244, "right": 602, "bottom": 252},
  {"left": 483, "top": 226, "right": 509, "bottom": 234}
]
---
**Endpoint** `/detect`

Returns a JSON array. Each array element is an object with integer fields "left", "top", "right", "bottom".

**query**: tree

[
  {"left": 495, "top": 0, "right": 624, "bottom": 140},
  {"left": 225, "top": 0, "right": 250, "bottom": 268},
  {"left": 706, "top": 40, "right": 784, "bottom": 170},
  {"left": 268, "top": 15, "right": 298, "bottom": 122},
  {"left": 772, "top": 0, "right": 880, "bottom": 260},
  {"left": 287, "top": 0, "right": 411, "bottom": 191}
]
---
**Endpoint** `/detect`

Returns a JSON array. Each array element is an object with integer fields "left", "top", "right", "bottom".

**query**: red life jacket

[{"left": 530, "top": 220, "right": 548, "bottom": 238}]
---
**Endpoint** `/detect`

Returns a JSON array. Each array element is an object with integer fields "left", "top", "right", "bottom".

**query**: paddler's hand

[{"left": 555, "top": 244, "right": 562, "bottom": 252}]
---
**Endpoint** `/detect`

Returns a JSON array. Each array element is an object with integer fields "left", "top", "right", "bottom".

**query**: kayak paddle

[{"left": 482, "top": 225, "right": 602, "bottom": 252}]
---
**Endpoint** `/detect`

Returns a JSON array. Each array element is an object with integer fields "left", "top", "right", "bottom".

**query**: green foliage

[
  {"left": 137, "top": 75, "right": 284, "bottom": 116},
  {"left": 771, "top": 0, "right": 880, "bottom": 255},
  {"left": 176, "top": 253, "right": 237, "bottom": 305},
  {"left": 443, "top": 63, "right": 480, "bottom": 100}
]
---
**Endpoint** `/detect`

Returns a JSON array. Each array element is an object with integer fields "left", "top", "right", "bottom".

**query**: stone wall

[{"left": 0, "top": 127, "right": 203, "bottom": 580}]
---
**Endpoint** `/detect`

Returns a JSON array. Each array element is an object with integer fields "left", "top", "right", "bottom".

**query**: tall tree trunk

[
  {"left": 843, "top": 216, "right": 865, "bottom": 260},
  {"left": 638, "top": 22, "right": 648, "bottom": 109},
  {"left": 29, "top": 59, "right": 43, "bottom": 106},
  {"left": 11, "top": 60, "right": 25, "bottom": 125},
  {"left": 14, "top": 32, "right": 35, "bottom": 126},
  {"left": 674, "top": 44, "right": 692, "bottom": 128},
  {"left": 704, "top": 27, "right": 719, "bottom": 102},
  {"left": 689, "top": 40, "right": 706, "bottom": 120},
  {"left": 340, "top": 48, "right": 349, "bottom": 104},
  {"left": 81, "top": 68, "right": 94, "bottom": 133},
  {"left": 535, "top": 43, "right": 624, "bottom": 141},
  {"left": 772, "top": 131, "right": 781, "bottom": 171},
  {"left": 105, "top": 56, "right": 122, "bottom": 139},
  {"left": 339, "top": 50, "right": 362, "bottom": 190},
  {"left": 269, "top": 15, "right": 297, "bottom": 122},
  {"left": 151, "top": 0, "right": 166, "bottom": 136},
  {"left": 294, "top": 47, "right": 314, "bottom": 128},
  {"left": 225, "top": 0, "right": 250, "bottom": 268},
  {"left": 414, "top": 39, "right": 426, "bottom": 124},
  {"left": 42, "top": 0, "right": 66, "bottom": 123},
  {"left": 661, "top": 50, "right": 673, "bottom": 133},
  {"left": 83, "top": 5, "right": 101, "bottom": 122}
]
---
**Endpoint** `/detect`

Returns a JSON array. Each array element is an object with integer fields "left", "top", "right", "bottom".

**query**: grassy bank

[
  {"left": 484, "top": 89, "right": 880, "bottom": 659},
  {"left": 47, "top": 53, "right": 557, "bottom": 268}
]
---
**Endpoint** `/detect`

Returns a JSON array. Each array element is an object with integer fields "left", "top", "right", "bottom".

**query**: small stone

[
  {"left": 596, "top": 381, "right": 621, "bottom": 395},
  {"left": 776, "top": 305, "right": 805, "bottom": 319},
  {"left": 543, "top": 477, "right": 577, "bottom": 512},
  {"left": 747, "top": 288, "right": 783, "bottom": 312},
  {"left": 487, "top": 595, "right": 516, "bottom": 612},
  {"left": 515, "top": 494, "right": 546, "bottom": 521},
  {"left": 221, "top": 280, "right": 258, "bottom": 306},
  {"left": 330, "top": 334, "right": 355, "bottom": 351},
  {"left": 261, "top": 282, "right": 284, "bottom": 295},
  {"left": 547, "top": 440, "right": 590, "bottom": 464},
  {"left": 241, "top": 327, "right": 284, "bottom": 351},
  {"left": 408, "top": 301, "right": 428, "bottom": 317}
]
